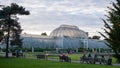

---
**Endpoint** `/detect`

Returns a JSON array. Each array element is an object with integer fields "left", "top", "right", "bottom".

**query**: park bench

[
  {"left": 12, "top": 52, "right": 23, "bottom": 57},
  {"left": 59, "top": 55, "right": 71, "bottom": 62},
  {"left": 80, "top": 57, "right": 107, "bottom": 64},
  {"left": 36, "top": 54, "right": 46, "bottom": 59},
  {"left": 36, "top": 54, "right": 59, "bottom": 60},
  {"left": 36, "top": 54, "right": 71, "bottom": 62}
]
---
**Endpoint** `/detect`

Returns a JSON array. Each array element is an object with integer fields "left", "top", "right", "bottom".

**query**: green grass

[
  {"left": 25, "top": 53, "right": 82, "bottom": 60},
  {"left": 22, "top": 52, "right": 118, "bottom": 63},
  {"left": 0, "top": 58, "right": 119, "bottom": 68},
  {"left": 69, "top": 54, "right": 82, "bottom": 60},
  {"left": 0, "top": 52, "right": 118, "bottom": 63},
  {"left": 69, "top": 54, "right": 117, "bottom": 63}
]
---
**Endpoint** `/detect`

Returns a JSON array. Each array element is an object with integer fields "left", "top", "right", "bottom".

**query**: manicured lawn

[
  {"left": 69, "top": 54, "right": 82, "bottom": 60},
  {"left": 0, "top": 58, "right": 119, "bottom": 68},
  {"left": 69, "top": 54, "right": 117, "bottom": 63},
  {"left": 19, "top": 52, "right": 118, "bottom": 63},
  {"left": 0, "top": 52, "right": 118, "bottom": 63}
]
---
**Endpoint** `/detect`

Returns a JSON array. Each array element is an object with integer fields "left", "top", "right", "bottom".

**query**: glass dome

[{"left": 49, "top": 25, "right": 88, "bottom": 38}]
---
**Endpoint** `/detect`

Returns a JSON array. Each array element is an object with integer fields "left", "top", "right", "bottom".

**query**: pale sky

[{"left": 0, "top": 0, "right": 114, "bottom": 38}]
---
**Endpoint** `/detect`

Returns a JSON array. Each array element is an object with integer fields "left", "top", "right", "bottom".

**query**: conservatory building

[{"left": 22, "top": 25, "right": 109, "bottom": 51}]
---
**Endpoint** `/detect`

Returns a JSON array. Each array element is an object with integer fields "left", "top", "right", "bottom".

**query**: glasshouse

[
  {"left": 21, "top": 25, "right": 109, "bottom": 51},
  {"left": 0, "top": 25, "right": 109, "bottom": 52}
]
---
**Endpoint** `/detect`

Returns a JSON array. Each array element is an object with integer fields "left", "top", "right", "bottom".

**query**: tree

[
  {"left": 99, "top": 0, "right": 120, "bottom": 63},
  {"left": 0, "top": 21, "right": 4, "bottom": 42},
  {"left": 10, "top": 19, "right": 23, "bottom": 48},
  {"left": 0, "top": 3, "right": 30, "bottom": 58},
  {"left": 92, "top": 35, "right": 101, "bottom": 39},
  {"left": 41, "top": 32, "right": 47, "bottom": 36}
]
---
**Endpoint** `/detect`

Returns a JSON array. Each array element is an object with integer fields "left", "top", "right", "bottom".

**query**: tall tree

[
  {"left": 0, "top": 3, "right": 30, "bottom": 58},
  {"left": 0, "top": 20, "right": 4, "bottom": 41},
  {"left": 10, "top": 18, "right": 23, "bottom": 48},
  {"left": 99, "top": 0, "right": 120, "bottom": 63}
]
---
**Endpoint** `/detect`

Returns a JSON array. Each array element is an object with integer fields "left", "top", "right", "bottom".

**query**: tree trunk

[
  {"left": 5, "top": 16, "right": 10, "bottom": 58},
  {"left": 114, "top": 50, "right": 120, "bottom": 63},
  {"left": 5, "top": 28, "right": 10, "bottom": 58}
]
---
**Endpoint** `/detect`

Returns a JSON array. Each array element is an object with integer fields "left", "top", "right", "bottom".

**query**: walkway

[{"left": 47, "top": 58, "right": 120, "bottom": 66}]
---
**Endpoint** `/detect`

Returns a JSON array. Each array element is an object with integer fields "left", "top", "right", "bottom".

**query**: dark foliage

[
  {"left": 0, "top": 3, "right": 30, "bottom": 58},
  {"left": 99, "top": 0, "right": 120, "bottom": 63}
]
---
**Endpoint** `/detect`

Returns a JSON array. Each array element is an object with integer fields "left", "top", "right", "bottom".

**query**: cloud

[{"left": 0, "top": 0, "right": 114, "bottom": 37}]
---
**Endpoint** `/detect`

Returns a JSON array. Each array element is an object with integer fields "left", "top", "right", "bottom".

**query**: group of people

[
  {"left": 59, "top": 53, "right": 71, "bottom": 62},
  {"left": 12, "top": 49, "right": 23, "bottom": 57},
  {"left": 81, "top": 53, "right": 112, "bottom": 65},
  {"left": 59, "top": 52, "right": 112, "bottom": 65}
]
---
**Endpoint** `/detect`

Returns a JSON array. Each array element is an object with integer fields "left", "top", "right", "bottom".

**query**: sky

[{"left": 0, "top": 0, "right": 114, "bottom": 38}]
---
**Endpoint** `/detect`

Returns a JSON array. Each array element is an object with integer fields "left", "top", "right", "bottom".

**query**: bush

[
  {"left": 78, "top": 48, "right": 84, "bottom": 52},
  {"left": 34, "top": 48, "right": 43, "bottom": 52}
]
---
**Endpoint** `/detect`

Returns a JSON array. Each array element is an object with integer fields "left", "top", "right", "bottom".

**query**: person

[
  {"left": 81, "top": 54, "right": 86, "bottom": 63},
  {"left": 15, "top": 50, "right": 19, "bottom": 57},
  {"left": 59, "top": 53, "right": 66, "bottom": 61},
  {"left": 65, "top": 54, "right": 71, "bottom": 62},
  {"left": 19, "top": 49, "right": 23, "bottom": 57},
  {"left": 94, "top": 54, "right": 97, "bottom": 58},
  {"left": 69, "top": 50, "right": 72, "bottom": 54},
  {"left": 88, "top": 53, "right": 91, "bottom": 57},
  {"left": 100, "top": 55, "right": 106, "bottom": 64},
  {"left": 88, "top": 53, "right": 92, "bottom": 64},
  {"left": 83, "top": 54, "right": 86, "bottom": 58},
  {"left": 107, "top": 55, "right": 112, "bottom": 65},
  {"left": 94, "top": 54, "right": 98, "bottom": 64}
]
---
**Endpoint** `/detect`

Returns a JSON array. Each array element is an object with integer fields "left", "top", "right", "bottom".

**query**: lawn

[
  {"left": 0, "top": 58, "right": 119, "bottom": 68},
  {"left": 69, "top": 54, "right": 82, "bottom": 60},
  {"left": 69, "top": 54, "right": 117, "bottom": 63},
  {"left": 21, "top": 52, "right": 117, "bottom": 63},
  {"left": 0, "top": 52, "right": 117, "bottom": 63}
]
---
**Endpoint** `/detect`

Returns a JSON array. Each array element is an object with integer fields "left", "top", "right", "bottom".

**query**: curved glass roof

[{"left": 50, "top": 25, "right": 88, "bottom": 38}]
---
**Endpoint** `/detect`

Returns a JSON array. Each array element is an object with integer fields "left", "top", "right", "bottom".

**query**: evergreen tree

[
  {"left": 10, "top": 18, "right": 23, "bottom": 48},
  {"left": 0, "top": 3, "right": 30, "bottom": 58},
  {"left": 99, "top": 0, "right": 120, "bottom": 63},
  {"left": 0, "top": 21, "right": 4, "bottom": 42}
]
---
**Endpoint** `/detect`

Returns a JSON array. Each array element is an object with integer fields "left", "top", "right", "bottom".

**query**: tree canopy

[
  {"left": 0, "top": 3, "right": 30, "bottom": 58},
  {"left": 99, "top": 0, "right": 120, "bottom": 63},
  {"left": 41, "top": 32, "right": 47, "bottom": 36}
]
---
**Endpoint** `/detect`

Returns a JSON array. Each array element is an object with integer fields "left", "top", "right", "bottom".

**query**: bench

[
  {"left": 59, "top": 55, "right": 71, "bottom": 62},
  {"left": 12, "top": 52, "right": 24, "bottom": 57},
  {"left": 36, "top": 54, "right": 46, "bottom": 59},
  {"left": 80, "top": 57, "right": 107, "bottom": 64},
  {"left": 36, "top": 54, "right": 71, "bottom": 62},
  {"left": 36, "top": 54, "right": 59, "bottom": 60}
]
